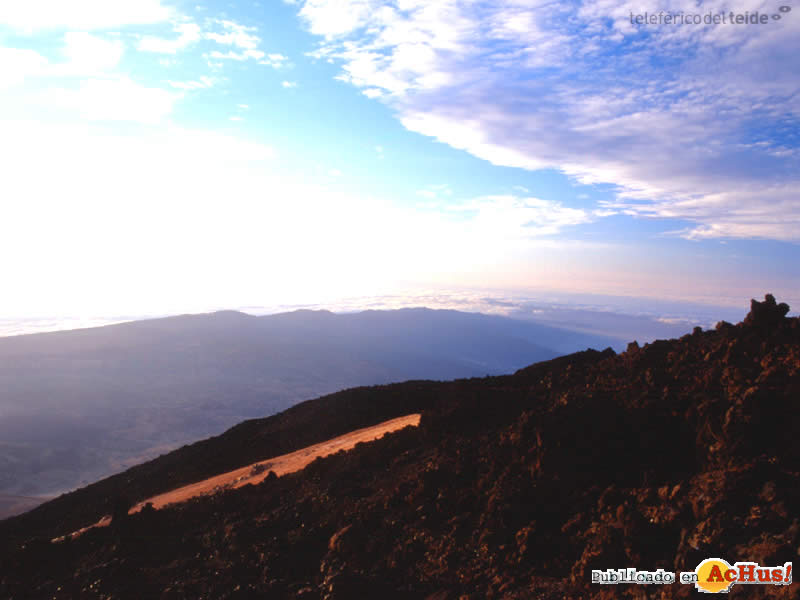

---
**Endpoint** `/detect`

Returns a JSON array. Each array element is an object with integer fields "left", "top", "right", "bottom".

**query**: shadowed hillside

[{"left": 1, "top": 295, "right": 797, "bottom": 599}]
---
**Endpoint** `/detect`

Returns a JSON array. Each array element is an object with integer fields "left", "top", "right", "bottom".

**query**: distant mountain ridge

[{"left": 0, "top": 307, "right": 618, "bottom": 500}]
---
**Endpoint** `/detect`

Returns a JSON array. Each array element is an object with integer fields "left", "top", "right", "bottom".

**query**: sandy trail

[
  {"left": 130, "top": 413, "right": 420, "bottom": 513},
  {"left": 53, "top": 413, "right": 420, "bottom": 542}
]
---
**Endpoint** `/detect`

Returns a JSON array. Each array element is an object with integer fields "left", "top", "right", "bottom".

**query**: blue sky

[{"left": 1, "top": 0, "right": 798, "bottom": 321}]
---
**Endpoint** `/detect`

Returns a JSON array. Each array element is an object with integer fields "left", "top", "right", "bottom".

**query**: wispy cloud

[
  {"left": 138, "top": 22, "right": 202, "bottom": 54},
  {"left": 262, "top": 53, "right": 289, "bottom": 68},
  {"left": 0, "top": 0, "right": 172, "bottom": 31},
  {"left": 204, "top": 18, "right": 261, "bottom": 49},
  {"left": 196, "top": 19, "right": 289, "bottom": 67},
  {"left": 208, "top": 48, "right": 265, "bottom": 61},
  {"left": 1, "top": 31, "right": 124, "bottom": 86},
  {"left": 168, "top": 75, "right": 216, "bottom": 90},
  {"left": 450, "top": 195, "right": 591, "bottom": 238},
  {"left": 416, "top": 183, "right": 452, "bottom": 201},
  {"left": 1, "top": 31, "right": 177, "bottom": 123},
  {"left": 296, "top": 0, "right": 800, "bottom": 241},
  {"left": 2, "top": 5, "right": 290, "bottom": 127}
]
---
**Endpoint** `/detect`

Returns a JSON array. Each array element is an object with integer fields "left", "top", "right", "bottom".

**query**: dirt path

[
  {"left": 53, "top": 413, "right": 420, "bottom": 542},
  {"left": 130, "top": 413, "right": 420, "bottom": 513}
]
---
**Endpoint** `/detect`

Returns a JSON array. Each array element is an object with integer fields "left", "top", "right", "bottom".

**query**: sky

[{"left": 1, "top": 0, "right": 798, "bottom": 324}]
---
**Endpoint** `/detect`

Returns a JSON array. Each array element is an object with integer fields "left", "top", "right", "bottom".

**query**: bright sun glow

[{"left": 1, "top": 0, "right": 798, "bottom": 320}]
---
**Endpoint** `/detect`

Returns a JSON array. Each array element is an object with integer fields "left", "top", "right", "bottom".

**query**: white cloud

[
  {"left": 0, "top": 47, "right": 48, "bottom": 88},
  {"left": 168, "top": 76, "right": 215, "bottom": 90},
  {"left": 60, "top": 31, "right": 124, "bottom": 74},
  {"left": 295, "top": 0, "right": 800, "bottom": 241},
  {"left": 297, "top": 0, "right": 377, "bottom": 38},
  {"left": 261, "top": 53, "right": 289, "bottom": 68},
  {"left": 208, "top": 49, "right": 265, "bottom": 61},
  {"left": 51, "top": 77, "right": 177, "bottom": 123},
  {"left": 0, "top": 32, "right": 126, "bottom": 88},
  {"left": 0, "top": 33, "right": 125, "bottom": 88},
  {"left": 281, "top": 80, "right": 297, "bottom": 88},
  {"left": 205, "top": 19, "right": 261, "bottom": 49},
  {"left": 593, "top": 208, "right": 619, "bottom": 218},
  {"left": 229, "top": 115, "right": 243, "bottom": 121},
  {"left": 136, "top": 17, "right": 286, "bottom": 66},
  {"left": 0, "top": 33, "right": 180, "bottom": 127},
  {"left": 138, "top": 22, "right": 202, "bottom": 53},
  {"left": 451, "top": 195, "right": 590, "bottom": 237},
  {"left": 0, "top": 0, "right": 171, "bottom": 31},
  {"left": 416, "top": 183, "right": 453, "bottom": 201}
]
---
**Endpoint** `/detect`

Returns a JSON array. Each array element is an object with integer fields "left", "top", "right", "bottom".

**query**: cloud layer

[{"left": 297, "top": 0, "right": 800, "bottom": 241}]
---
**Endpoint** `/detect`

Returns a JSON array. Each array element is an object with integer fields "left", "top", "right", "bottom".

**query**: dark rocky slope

[{"left": 1, "top": 295, "right": 798, "bottom": 599}]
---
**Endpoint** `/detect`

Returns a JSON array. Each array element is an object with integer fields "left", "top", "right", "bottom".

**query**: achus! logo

[{"left": 692, "top": 558, "right": 792, "bottom": 593}]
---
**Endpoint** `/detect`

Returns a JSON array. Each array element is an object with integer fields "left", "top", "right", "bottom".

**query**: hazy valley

[{"left": 0, "top": 307, "right": 626, "bottom": 502}]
